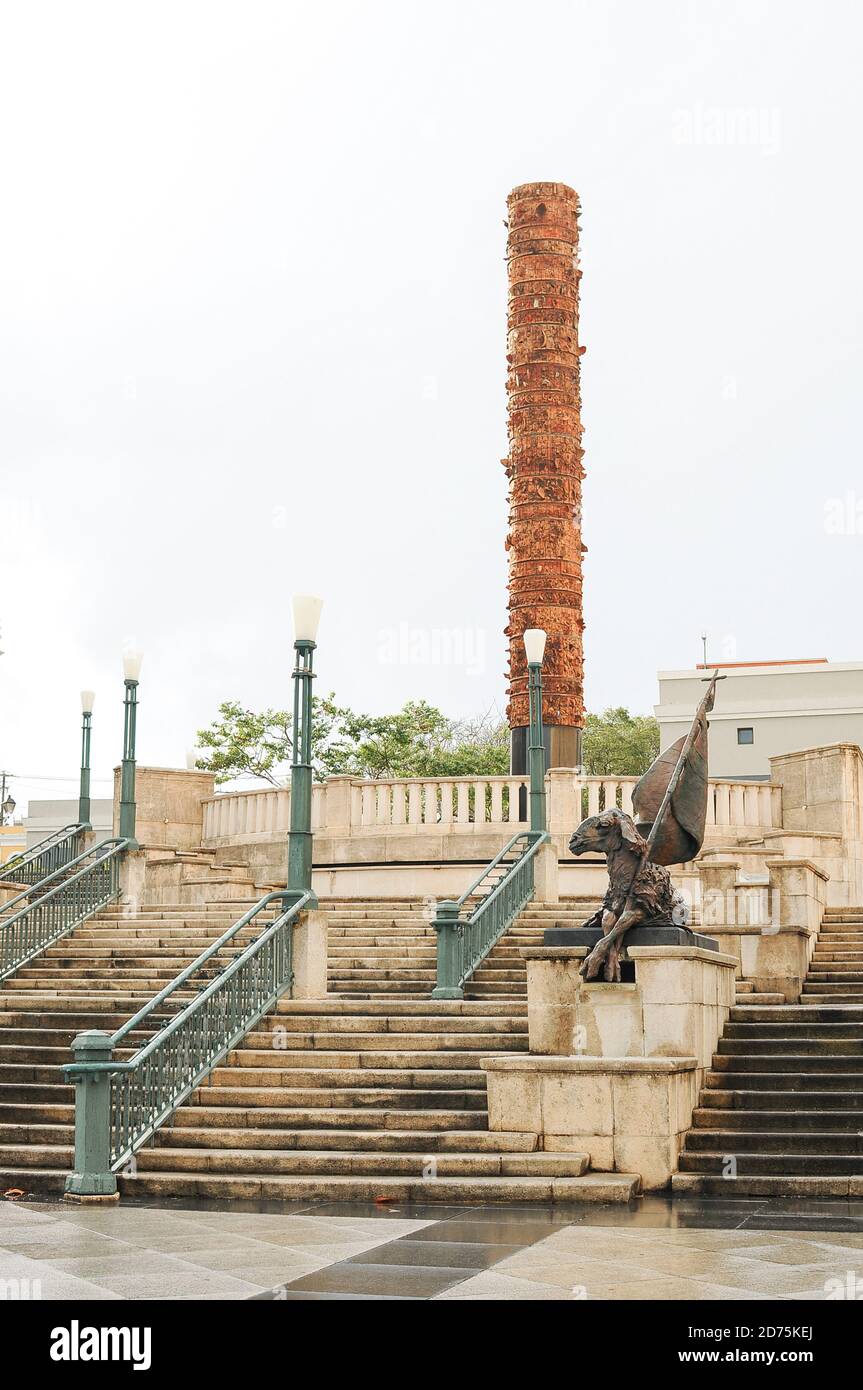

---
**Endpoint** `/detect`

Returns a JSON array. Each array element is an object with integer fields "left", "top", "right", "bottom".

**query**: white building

[
  {"left": 24, "top": 798, "right": 113, "bottom": 849},
  {"left": 655, "top": 659, "right": 863, "bottom": 779}
]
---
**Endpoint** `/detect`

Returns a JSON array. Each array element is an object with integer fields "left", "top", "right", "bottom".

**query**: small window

[{"left": 737, "top": 727, "right": 754, "bottom": 745}]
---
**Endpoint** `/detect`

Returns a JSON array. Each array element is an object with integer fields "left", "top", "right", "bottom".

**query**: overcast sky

[{"left": 2, "top": 0, "right": 861, "bottom": 812}]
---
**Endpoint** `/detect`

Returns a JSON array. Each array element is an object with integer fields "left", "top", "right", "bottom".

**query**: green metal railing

[
  {"left": 2, "top": 823, "right": 85, "bottom": 887},
  {"left": 0, "top": 838, "right": 129, "bottom": 981},
  {"left": 431, "top": 830, "right": 549, "bottom": 999},
  {"left": 63, "top": 889, "right": 312, "bottom": 1196}
]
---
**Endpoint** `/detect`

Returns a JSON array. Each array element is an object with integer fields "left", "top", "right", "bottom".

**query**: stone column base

[
  {"left": 291, "top": 909, "right": 328, "bottom": 998},
  {"left": 481, "top": 1054, "right": 698, "bottom": 1191}
]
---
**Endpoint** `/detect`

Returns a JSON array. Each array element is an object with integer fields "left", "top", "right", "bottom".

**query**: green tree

[
  {"left": 336, "top": 702, "right": 509, "bottom": 779},
  {"left": 195, "top": 698, "right": 511, "bottom": 784},
  {"left": 582, "top": 708, "right": 660, "bottom": 777},
  {"left": 195, "top": 696, "right": 349, "bottom": 785}
]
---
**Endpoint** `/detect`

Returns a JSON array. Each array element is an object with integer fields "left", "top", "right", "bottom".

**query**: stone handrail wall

[{"left": 201, "top": 772, "right": 782, "bottom": 848}]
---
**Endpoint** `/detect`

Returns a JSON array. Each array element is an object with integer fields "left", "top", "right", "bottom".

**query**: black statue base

[{"left": 542, "top": 925, "right": 719, "bottom": 952}]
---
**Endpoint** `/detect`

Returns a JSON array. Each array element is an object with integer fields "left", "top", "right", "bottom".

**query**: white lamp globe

[
  {"left": 292, "top": 595, "right": 324, "bottom": 643},
  {"left": 122, "top": 648, "right": 144, "bottom": 681},
  {"left": 523, "top": 628, "right": 547, "bottom": 665}
]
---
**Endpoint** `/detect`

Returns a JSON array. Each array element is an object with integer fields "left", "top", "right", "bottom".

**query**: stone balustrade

[{"left": 201, "top": 771, "right": 781, "bottom": 848}]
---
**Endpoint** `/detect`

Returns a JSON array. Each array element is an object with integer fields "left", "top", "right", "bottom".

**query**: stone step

[
  {"left": 279, "top": 998, "right": 527, "bottom": 1015},
  {"left": 0, "top": 1102, "right": 74, "bottom": 1124},
  {"left": 180, "top": 1104, "right": 489, "bottom": 1131},
  {"left": 269, "top": 1012, "right": 527, "bottom": 1033},
  {"left": 0, "top": 1143, "right": 73, "bottom": 1168},
  {"left": 160, "top": 1123, "right": 540, "bottom": 1153},
  {"left": 700, "top": 1088, "right": 863, "bottom": 1111},
  {"left": 725, "top": 1023, "right": 863, "bottom": 1039},
  {"left": 705, "top": 1070, "right": 863, "bottom": 1091},
  {"left": 677, "top": 1150, "right": 863, "bottom": 1176},
  {"left": 207, "top": 1066, "right": 488, "bottom": 1090},
  {"left": 711, "top": 1052, "right": 863, "bottom": 1072},
  {"left": 729, "top": 1004, "right": 863, "bottom": 1021},
  {"left": 230, "top": 1045, "right": 503, "bottom": 1070},
  {"left": 187, "top": 1084, "right": 489, "bottom": 1110},
  {"left": 133, "top": 1146, "right": 591, "bottom": 1179},
  {"left": 671, "top": 1173, "right": 863, "bottom": 1197},
  {"left": 800, "top": 993, "right": 863, "bottom": 1005},
  {"left": 734, "top": 993, "right": 786, "bottom": 1005},
  {"left": 684, "top": 1129, "right": 863, "bottom": 1155},
  {"left": 718, "top": 1037, "right": 863, "bottom": 1055},
  {"left": 244, "top": 1033, "right": 527, "bottom": 1052},
  {"left": 0, "top": 1168, "right": 67, "bottom": 1194},
  {"left": 0, "top": 1064, "right": 76, "bottom": 1085},
  {"left": 114, "top": 1170, "right": 641, "bottom": 1204},
  {"left": 691, "top": 1106, "right": 863, "bottom": 1131}
]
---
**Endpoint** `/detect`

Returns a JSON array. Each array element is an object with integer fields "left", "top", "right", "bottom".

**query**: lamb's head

[{"left": 568, "top": 808, "right": 648, "bottom": 858}]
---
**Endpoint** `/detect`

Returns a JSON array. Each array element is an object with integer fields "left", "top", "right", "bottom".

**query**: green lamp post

[
  {"left": 286, "top": 595, "right": 323, "bottom": 906},
  {"left": 524, "top": 627, "right": 548, "bottom": 834},
  {"left": 119, "top": 649, "right": 143, "bottom": 848},
  {"left": 78, "top": 690, "right": 95, "bottom": 829}
]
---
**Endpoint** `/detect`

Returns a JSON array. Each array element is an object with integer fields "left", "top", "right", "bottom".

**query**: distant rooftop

[{"left": 695, "top": 659, "right": 829, "bottom": 670}]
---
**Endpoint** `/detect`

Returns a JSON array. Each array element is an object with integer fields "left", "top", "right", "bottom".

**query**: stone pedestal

[
  {"left": 481, "top": 1055, "right": 698, "bottom": 1191},
  {"left": 118, "top": 850, "right": 147, "bottom": 917},
  {"left": 533, "top": 839, "right": 559, "bottom": 904},
  {"left": 481, "top": 941, "right": 736, "bottom": 1189},
  {"left": 291, "top": 909, "right": 328, "bottom": 998}
]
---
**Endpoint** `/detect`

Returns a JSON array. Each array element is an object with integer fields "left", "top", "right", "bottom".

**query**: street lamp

[
  {"left": 523, "top": 627, "right": 547, "bottom": 834},
  {"left": 286, "top": 595, "right": 323, "bottom": 904},
  {"left": 119, "top": 649, "right": 143, "bottom": 847},
  {"left": 2, "top": 795, "right": 15, "bottom": 824},
  {"left": 79, "top": 690, "right": 95, "bottom": 829}
]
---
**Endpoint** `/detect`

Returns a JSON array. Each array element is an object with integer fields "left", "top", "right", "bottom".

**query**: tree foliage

[
  {"left": 196, "top": 697, "right": 659, "bottom": 785},
  {"left": 581, "top": 707, "right": 660, "bottom": 777},
  {"left": 196, "top": 698, "right": 509, "bottom": 784}
]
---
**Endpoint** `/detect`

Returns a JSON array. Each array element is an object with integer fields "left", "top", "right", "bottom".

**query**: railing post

[
  {"left": 64, "top": 1031, "right": 117, "bottom": 1200},
  {"left": 431, "top": 900, "right": 464, "bottom": 1000}
]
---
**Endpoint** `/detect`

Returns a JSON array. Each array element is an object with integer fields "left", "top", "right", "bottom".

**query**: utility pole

[{"left": 0, "top": 771, "right": 15, "bottom": 825}]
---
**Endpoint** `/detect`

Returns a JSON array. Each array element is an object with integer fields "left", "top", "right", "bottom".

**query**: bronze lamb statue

[{"left": 569, "top": 808, "right": 689, "bottom": 983}]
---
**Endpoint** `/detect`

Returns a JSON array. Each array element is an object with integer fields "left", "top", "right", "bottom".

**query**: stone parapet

[{"left": 113, "top": 767, "right": 215, "bottom": 851}]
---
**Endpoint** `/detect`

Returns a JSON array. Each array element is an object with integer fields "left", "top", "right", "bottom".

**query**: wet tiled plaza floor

[{"left": 2, "top": 1194, "right": 863, "bottom": 1300}]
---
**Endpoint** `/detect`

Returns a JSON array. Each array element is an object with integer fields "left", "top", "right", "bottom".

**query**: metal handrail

[
  {"left": 0, "top": 837, "right": 120, "bottom": 918},
  {"left": 452, "top": 830, "right": 538, "bottom": 915},
  {"left": 2, "top": 823, "right": 85, "bottom": 886},
  {"left": 432, "top": 831, "right": 548, "bottom": 999},
  {"left": 0, "top": 839, "right": 129, "bottom": 980},
  {"left": 64, "top": 889, "right": 312, "bottom": 1185}
]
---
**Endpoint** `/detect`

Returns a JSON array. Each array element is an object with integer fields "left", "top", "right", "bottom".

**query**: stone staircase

[
  {"left": 0, "top": 895, "right": 639, "bottom": 1204},
  {"left": 0, "top": 898, "right": 268, "bottom": 1195},
  {"left": 673, "top": 907, "right": 863, "bottom": 1197},
  {"left": 326, "top": 898, "right": 605, "bottom": 1000}
]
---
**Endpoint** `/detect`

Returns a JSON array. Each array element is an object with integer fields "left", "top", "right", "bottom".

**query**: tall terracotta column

[{"left": 504, "top": 181, "right": 586, "bottom": 772}]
